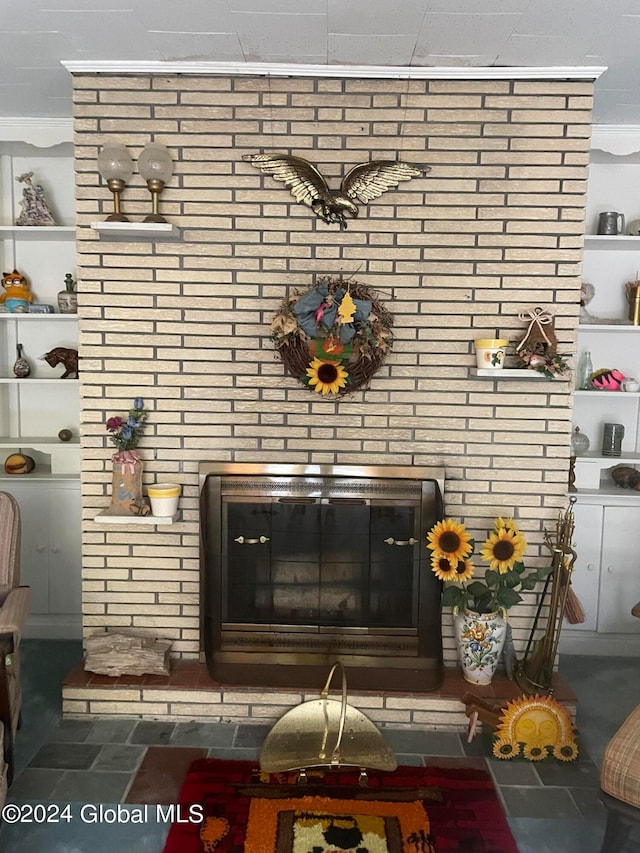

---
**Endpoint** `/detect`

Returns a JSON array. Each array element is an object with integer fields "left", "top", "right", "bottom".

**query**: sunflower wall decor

[{"left": 270, "top": 276, "right": 393, "bottom": 397}]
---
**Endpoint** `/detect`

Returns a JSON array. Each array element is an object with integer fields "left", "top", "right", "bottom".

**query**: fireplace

[{"left": 199, "top": 463, "right": 445, "bottom": 691}]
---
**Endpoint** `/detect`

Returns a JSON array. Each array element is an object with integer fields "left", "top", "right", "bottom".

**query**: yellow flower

[
  {"left": 431, "top": 555, "right": 474, "bottom": 583},
  {"left": 480, "top": 526, "right": 526, "bottom": 574},
  {"left": 494, "top": 515, "right": 516, "bottom": 532},
  {"left": 426, "top": 518, "right": 472, "bottom": 568},
  {"left": 306, "top": 357, "right": 348, "bottom": 395}
]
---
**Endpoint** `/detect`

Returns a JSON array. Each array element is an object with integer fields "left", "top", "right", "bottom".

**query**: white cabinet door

[
  {"left": 47, "top": 485, "right": 81, "bottom": 614},
  {"left": 0, "top": 480, "right": 81, "bottom": 620},
  {"left": 565, "top": 502, "right": 603, "bottom": 632},
  {"left": 6, "top": 483, "right": 49, "bottom": 613},
  {"left": 598, "top": 506, "right": 640, "bottom": 634}
]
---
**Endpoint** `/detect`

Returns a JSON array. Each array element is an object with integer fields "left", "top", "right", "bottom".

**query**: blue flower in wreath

[{"left": 293, "top": 283, "right": 371, "bottom": 343}]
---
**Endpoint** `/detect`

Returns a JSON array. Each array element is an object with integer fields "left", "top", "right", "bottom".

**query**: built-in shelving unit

[
  {"left": 0, "top": 123, "right": 81, "bottom": 639},
  {"left": 472, "top": 368, "right": 553, "bottom": 380}
]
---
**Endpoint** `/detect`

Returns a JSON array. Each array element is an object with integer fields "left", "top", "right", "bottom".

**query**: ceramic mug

[{"left": 622, "top": 378, "right": 640, "bottom": 392}]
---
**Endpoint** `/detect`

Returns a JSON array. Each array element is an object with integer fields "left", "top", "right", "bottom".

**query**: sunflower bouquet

[{"left": 427, "top": 516, "right": 552, "bottom": 614}]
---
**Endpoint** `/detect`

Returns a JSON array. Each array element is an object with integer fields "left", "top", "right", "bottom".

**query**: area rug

[{"left": 161, "top": 758, "right": 518, "bottom": 853}]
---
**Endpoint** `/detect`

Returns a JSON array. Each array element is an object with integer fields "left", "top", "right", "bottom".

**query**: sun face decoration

[
  {"left": 479, "top": 524, "right": 526, "bottom": 574},
  {"left": 492, "top": 695, "right": 578, "bottom": 762},
  {"left": 426, "top": 518, "right": 473, "bottom": 569},
  {"left": 306, "top": 357, "right": 349, "bottom": 395}
]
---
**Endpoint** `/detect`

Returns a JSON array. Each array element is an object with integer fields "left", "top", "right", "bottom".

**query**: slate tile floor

[{"left": 0, "top": 640, "right": 638, "bottom": 852}]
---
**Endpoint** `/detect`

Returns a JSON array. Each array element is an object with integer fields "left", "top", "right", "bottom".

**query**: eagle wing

[
  {"left": 242, "top": 153, "right": 329, "bottom": 208},
  {"left": 341, "top": 160, "right": 430, "bottom": 204}
]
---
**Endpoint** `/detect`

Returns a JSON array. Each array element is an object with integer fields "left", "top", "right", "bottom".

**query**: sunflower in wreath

[{"left": 270, "top": 277, "right": 393, "bottom": 397}]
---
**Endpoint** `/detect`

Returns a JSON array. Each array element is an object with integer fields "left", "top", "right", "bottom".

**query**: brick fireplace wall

[{"left": 71, "top": 72, "right": 592, "bottom": 680}]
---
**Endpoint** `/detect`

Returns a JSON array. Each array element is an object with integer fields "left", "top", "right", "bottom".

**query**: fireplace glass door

[{"left": 224, "top": 498, "right": 419, "bottom": 630}]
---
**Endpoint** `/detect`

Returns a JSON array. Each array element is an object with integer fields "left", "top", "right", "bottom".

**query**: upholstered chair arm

[{"left": 0, "top": 586, "right": 31, "bottom": 640}]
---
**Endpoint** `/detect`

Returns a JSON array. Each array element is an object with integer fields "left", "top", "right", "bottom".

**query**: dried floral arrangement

[
  {"left": 514, "top": 306, "right": 570, "bottom": 378},
  {"left": 270, "top": 276, "right": 393, "bottom": 396}
]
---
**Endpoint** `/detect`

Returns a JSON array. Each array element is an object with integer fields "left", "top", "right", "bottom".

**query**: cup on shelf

[
  {"left": 474, "top": 338, "right": 509, "bottom": 370},
  {"left": 147, "top": 483, "right": 181, "bottom": 517},
  {"left": 597, "top": 211, "right": 625, "bottom": 235},
  {"left": 621, "top": 378, "right": 640, "bottom": 392}
]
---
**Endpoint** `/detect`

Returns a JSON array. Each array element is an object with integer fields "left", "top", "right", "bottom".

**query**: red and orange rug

[{"left": 161, "top": 758, "right": 518, "bottom": 853}]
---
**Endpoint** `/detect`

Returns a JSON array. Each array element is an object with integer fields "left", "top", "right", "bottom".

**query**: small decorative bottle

[
  {"left": 57, "top": 273, "right": 77, "bottom": 314},
  {"left": 576, "top": 350, "right": 593, "bottom": 390},
  {"left": 13, "top": 343, "right": 31, "bottom": 378}
]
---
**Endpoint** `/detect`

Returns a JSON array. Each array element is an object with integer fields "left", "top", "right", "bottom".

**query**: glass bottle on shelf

[{"left": 576, "top": 350, "right": 593, "bottom": 390}]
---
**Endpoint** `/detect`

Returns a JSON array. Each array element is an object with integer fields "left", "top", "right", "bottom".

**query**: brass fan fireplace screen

[{"left": 199, "top": 463, "right": 445, "bottom": 691}]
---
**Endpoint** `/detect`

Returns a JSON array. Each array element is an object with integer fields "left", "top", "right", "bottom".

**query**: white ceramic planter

[
  {"left": 148, "top": 483, "right": 181, "bottom": 516},
  {"left": 474, "top": 338, "right": 509, "bottom": 370}
]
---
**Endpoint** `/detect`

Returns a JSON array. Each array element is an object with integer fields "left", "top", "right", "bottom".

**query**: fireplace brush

[{"left": 514, "top": 497, "right": 577, "bottom": 696}]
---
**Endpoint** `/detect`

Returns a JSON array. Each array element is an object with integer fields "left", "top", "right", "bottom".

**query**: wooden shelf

[
  {"left": 0, "top": 225, "right": 75, "bottom": 237},
  {"left": 0, "top": 313, "right": 76, "bottom": 320},
  {"left": 574, "top": 389, "right": 640, "bottom": 398},
  {"left": 94, "top": 511, "right": 179, "bottom": 526},
  {"left": 578, "top": 323, "right": 640, "bottom": 332},
  {"left": 584, "top": 235, "right": 640, "bottom": 248},
  {"left": 0, "top": 377, "right": 79, "bottom": 384},
  {"left": 90, "top": 221, "right": 179, "bottom": 240},
  {"left": 472, "top": 368, "right": 554, "bottom": 380}
]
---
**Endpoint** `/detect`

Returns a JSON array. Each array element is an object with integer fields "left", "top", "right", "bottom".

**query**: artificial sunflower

[
  {"left": 430, "top": 555, "right": 474, "bottom": 584},
  {"left": 426, "top": 518, "right": 473, "bottom": 568},
  {"left": 306, "top": 357, "right": 349, "bottom": 395},
  {"left": 479, "top": 525, "right": 526, "bottom": 574}
]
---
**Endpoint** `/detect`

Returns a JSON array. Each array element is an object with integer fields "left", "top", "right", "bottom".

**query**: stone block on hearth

[{"left": 84, "top": 633, "right": 171, "bottom": 677}]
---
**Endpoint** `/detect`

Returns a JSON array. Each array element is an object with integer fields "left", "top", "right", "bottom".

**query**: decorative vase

[
  {"left": 106, "top": 455, "right": 145, "bottom": 515},
  {"left": 13, "top": 343, "right": 31, "bottom": 378},
  {"left": 57, "top": 272, "right": 78, "bottom": 314},
  {"left": 454, "top": 607, "right": 507, "bottom": 685}
]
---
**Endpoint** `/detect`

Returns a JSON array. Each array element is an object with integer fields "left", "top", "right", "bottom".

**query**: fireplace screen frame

[{"left": 199, "top": 462, "right": 445, "bottom": 691}]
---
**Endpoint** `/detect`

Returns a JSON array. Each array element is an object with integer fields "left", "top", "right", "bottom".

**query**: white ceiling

[{"left": 1, "top": 0, "right": 638, "bottom": 124}]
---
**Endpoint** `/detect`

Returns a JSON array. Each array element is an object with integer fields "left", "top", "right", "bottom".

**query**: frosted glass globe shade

[
  {"left": 138, "top": 144, "right": 173, "bottom": 183},
  {"left": 97, "top": 144, "right": 133, "bottom": 182}
]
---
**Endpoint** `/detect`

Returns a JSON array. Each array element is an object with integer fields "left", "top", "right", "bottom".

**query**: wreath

[{"left": 270, "top": 276, "right": 393, "bottom": 397}]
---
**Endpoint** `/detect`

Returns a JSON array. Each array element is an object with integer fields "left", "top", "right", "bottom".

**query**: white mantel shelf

[
  {"left": 94, "top": 512, "right": 178, "bottom": 526},
  {"left": 90, "top": 221, "right": 180, "bottom": 240},
  {"left": 472, "top": 368, "right": 557, "bottom": 380}
]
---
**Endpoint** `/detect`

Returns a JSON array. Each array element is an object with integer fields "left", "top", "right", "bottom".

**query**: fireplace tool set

[{"left": 514, "top": 496, "right": 578, "bottom": 696}]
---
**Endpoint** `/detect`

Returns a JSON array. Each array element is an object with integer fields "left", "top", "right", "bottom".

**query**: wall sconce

[
  {"left": 138, "top": 143, "right": 173, "bottom": 223},
  {"left": 96, "top": 143, "right": 133, "bottom": 222}
]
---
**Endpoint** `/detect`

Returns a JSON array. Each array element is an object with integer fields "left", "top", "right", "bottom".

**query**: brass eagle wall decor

[{"left": 242, "top": 153, "right": 430, "bottom": 230}]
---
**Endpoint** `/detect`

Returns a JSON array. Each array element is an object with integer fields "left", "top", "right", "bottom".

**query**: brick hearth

[{"left": 62, "top": 663, "right": 577, "bottom": 733}]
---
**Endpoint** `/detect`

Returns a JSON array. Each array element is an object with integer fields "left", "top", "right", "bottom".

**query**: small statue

[
  {"left": 15, "top": 172, "right": 56, "bottom": 226},
  {"left": 0, "top": 269, "right": 34, "bottom": 313},
  {"left": 40, "top": 347, "right": 79, "bottom": 379}
]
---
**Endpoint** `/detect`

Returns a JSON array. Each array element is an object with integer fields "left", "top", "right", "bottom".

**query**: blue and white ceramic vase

[{"left": 454, "top": 607, "right": 507, "bottom": 685}]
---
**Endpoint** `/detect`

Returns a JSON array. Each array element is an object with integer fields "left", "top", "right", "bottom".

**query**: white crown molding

[
  {"left": 0, "top": 117, "right": 72, "bottom": 148},
  {"left": 591, "top": 124, "right": 640, "bottom": 156},
  {"left": 61, "top": 60, "right": 606, "bottom": 81}
]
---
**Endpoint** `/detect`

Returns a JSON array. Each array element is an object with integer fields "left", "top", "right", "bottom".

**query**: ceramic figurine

[
  {"left": 0, "top": 269, "right": 34, "bottom": 313},
  {"left": 57, "top": 273, "right": 77, "bottom": 314},
  {"left": 15, "top": 171, "right": 56, "bottom": 226},
  {"left": 40, "top": 347, "right": 78, "bottom": 379},
  {"left": 12, "top": 344, "right": 31, "bottom": 378}
]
